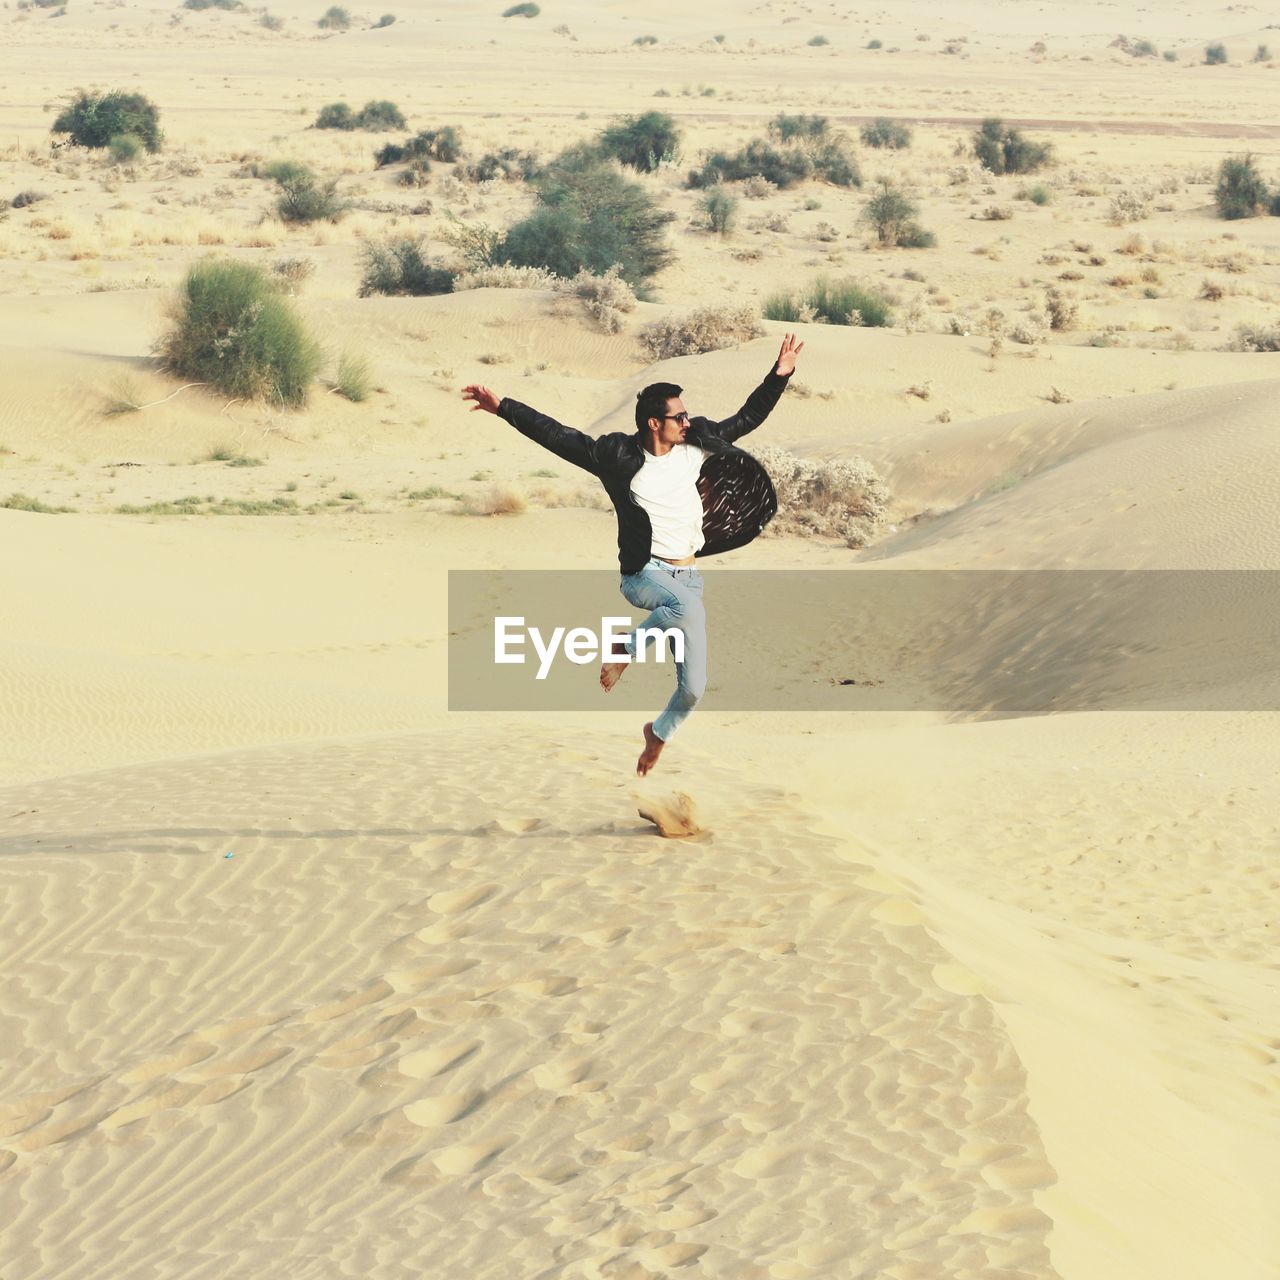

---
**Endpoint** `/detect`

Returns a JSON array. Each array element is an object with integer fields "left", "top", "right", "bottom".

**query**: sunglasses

[{"left": 660, "top": 412, "right": 690, "bottom": 425}]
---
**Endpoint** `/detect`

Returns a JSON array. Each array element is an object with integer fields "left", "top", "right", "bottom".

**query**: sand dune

[{"left": 5, "top": 0, "right": 1280, "bottom": 1275}]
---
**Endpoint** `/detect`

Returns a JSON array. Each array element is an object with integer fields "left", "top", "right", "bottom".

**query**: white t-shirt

[{"left": 629, "top": 442, "right": 711, "bottom": 560}]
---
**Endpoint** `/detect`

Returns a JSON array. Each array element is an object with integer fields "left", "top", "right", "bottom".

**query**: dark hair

[{"left": 635, "top": 380, "right": 682, "bottom": 432}]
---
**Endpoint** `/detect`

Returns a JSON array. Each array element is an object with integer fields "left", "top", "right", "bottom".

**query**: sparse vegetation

[
  {"left": 1213, "top": 154, "right": 1271, "bottom": 220},
  {"left": 1226, "top": 322, "right": 1280, "bottom": 351},
  {"left": 763, "top": 277, "right": 893, "bottom": 327},
  {"left": 315, "top": 100, "right": 407, "bottom": 130},
  {"left": 107, "top": 132, "right": 144, "bottom": 164},
  {"left": 259, "top": 11, "right": 282, "bottom": 28},
  {"left": 332, "top": 351, "right": 373, "bottom": 401},
  {"left": 155, "top": 259, "right": 324, "bottom": 408},
  {"left": 1108, "top": 188, "right": 1152, "bottom": 224},
  {"left": 502, "top": 1, "right": 539, "bottom": 15},
  {"left": 271, "top": 255, "right": 315, "bottom": 293},
  {"left": 495, "top": 149, "right": 673, "bottom": 285},
  {"left": 1045, "top": 286, "right": 1078, "bottom": 330},
  {"left": 972, "top": 118, "right": 1052, "bottom": 175},
  {"left": 860, "top": 118, "right": 911, "bottom": 149},
  {"left": 597, "top": 111, "right": 680, "bottom": 173},
  {"left": 52, "top": 89, "right": 163, "bottom": 153},
  {"left": 699, "top": 185, "right": 738, "bottom": 235},
  {"left": 317, "top": 4, "right": 350, "bottom": 29},
  {"left": 11, "top": 190, "right": 48, "bottom": 208},
  {"left": 633, "top": 34, "right": 657, "bottom": 46},
  {"left": 183, "top": 0, "right": 242, "bottom": 9},
  {"left": 862, "top": 181, "right": 935, "bottom": 248},
  {"left": 1017, "top": 183, "right": 1052, "bottom": 205},
  {"left": 1204, "top": 42, "right": 1228, "bottom": 65},
  {"left": 637, "top": 305, "right": 763, "bottom": 360},
  {"left": 558, "top": 265, "right": 637, "bottom": 334},
  {"left": 457, "top": 147, "right": 539, "bottom": 182},
  {"left": 265, "top": 160, "right": 347, "bottom": 223},
  {"left": 358, "top": 236, "right": 455, "bottom": 295},
  {"left": 688, "top": 127, "right": 861, "bottom": 190},
  {"left": 2, "top": 493, "right": 75, "bottom": 514},
  {"left": 754, "top": 446, "right": 890, "bottom": 548}
]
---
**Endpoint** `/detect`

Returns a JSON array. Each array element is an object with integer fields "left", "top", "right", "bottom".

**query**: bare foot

[
  {"left": 637, "top": 721, "right": 665, "bottom": 776},
  {"left": 600, "top": 641, "right": 629, "bottom": 693}
]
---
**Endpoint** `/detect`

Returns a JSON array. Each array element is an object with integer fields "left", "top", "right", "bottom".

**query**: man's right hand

[{"left": 461, "top": 384, "right": 501, "bottom": 414}]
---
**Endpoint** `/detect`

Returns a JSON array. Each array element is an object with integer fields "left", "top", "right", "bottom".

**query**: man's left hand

[{"left": 775, "top": 331, "right": 805, "bottom": 377}]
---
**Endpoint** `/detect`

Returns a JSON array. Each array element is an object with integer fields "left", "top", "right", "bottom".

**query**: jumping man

[{"left": 462, "top": 333, "right": 803, "bottom": 775}]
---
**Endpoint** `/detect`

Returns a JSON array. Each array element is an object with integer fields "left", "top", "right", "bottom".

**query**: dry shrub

[
  {"left": 1109, "top": 188, "right": 1153, "bottom": 224},
  {"left": 1008, "top": 315, "right": 1047, "bottom": 344},
  {"left": 1045, "top": 286, "right": 1078, "bottom": 330},
  {"left": 470, "top": 483, "right": 528, "bottom": 515},
  {"left": 1199, "top": 277, "right": 1226, "bottom": 301},
  {"left": 638, "top": 304, "right": 763, "bottom": 360},
  {"left": 453, "top": 263, "right": 560, "bottom": 290},
  {"left": 558, "top": 265, "right": 636, "bottom": 333},
  {"left": 755, "top": 445, "right": 890, "bottom": 547}
]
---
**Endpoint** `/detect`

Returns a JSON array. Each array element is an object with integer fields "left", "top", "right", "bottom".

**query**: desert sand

[{"left": 2, "top": 1, "right": 1280, "bottom": 1277}]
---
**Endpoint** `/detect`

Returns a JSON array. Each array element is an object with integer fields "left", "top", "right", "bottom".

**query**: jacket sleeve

[
  {"left": 713, "top": 364, "right": 793, "bottom": 444},
  {"left": 497, "top": 397, "right": 602, "bottom": 475}
]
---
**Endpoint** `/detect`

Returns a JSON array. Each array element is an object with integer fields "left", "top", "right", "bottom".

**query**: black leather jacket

[{"left": 497, "top": 363, "right": 792, "bottom": 574}]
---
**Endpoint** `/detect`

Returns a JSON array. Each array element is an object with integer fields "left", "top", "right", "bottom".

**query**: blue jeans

[{"left": 618, "top": 557, "right": 707, "bottom": 742}]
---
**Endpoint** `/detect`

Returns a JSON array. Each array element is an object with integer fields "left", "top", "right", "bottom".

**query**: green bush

[
  {"left": 183, "top": 0, "right": 241, "bottom": 7},
  {"left": 108, "top": 132, "right": 143, "bottom": 164},
  {"left": 597, "top": 111, "right": 680, "bottom": 173},
  {"left": 333, "top": 351, "right": 372, "bottom": 400},
  {"left": 316, "top": 100, "right": 407, "bottom": 130},
  {"left": 1213, "top": 153, "right": 1272, "bottom": 219},
  {"left": 1204, "top": 42, "right": 1227, "bottom": 64},
  {"left": 502, "top": 1, "right": 539, "bottom": 14},
  {"left": 763, "top": 276, "right": 893, "bottom": 327},
  {"left": 496, "top": 155, "right": 672, "bottom": 285},
  {"left": 972, "top": 118, "right": 1052, "bottom": 174},
  {"left": 860, "top": 117, "right": 911, "bottom": 149},
  {"left": 808, "top": 34, "right": 829, "bottom": 46},
  {"left": 355, "top": 100, "right": 407, "bottom": 129},
  {"left": 1254, "top": 43, "right": 1271, "bottom": 62},
  {"left": 259, "top": 11, "right": 282, "bottom": 28},
  {"left": 373, "top": 12, "right": 395, "bottom": 26},
  {"left": 1163, "top": 49, "right": 1177, "bottom": 61},
  {"left": 155, "top": 259, "right": 323, "bottom": 408},
  {"left": 396, "top": 159, "right": 430, "bottom": 186},
  {"left": 633, "top": 34, "right": 657, "bottom": 45},
  {"left": 317, "top": 4, "right": 350, "bottom": 28},
  {"left": 809, "top": 135, "right": 861, "bottom": 187},
  {"left": 458, "top": 147, "right": 540, "bottom": 182},
  {"left": 1018, "top": 182, "right": 1052, "bottom": 205},
  {"left": 314, "top": 101, "right": 354, "bottom": 130},
  {"left": 358, "top": 237, "right": 455, "bottom": 295},
  {"left": 867, "top": 37, "right": 882, "bottom": 49},
  {"left": 699, "top": 186, "right": 737, "bottom": 234},
  {"left": 862, "top": 181, "right": 933, "bottom": 247},
  {"left": 768, "top": 113, "right": 828, "bottom": 143},
  {"left": 265, "top": 160, "right": 346, "bottom": 223},
  {"left": 52, "top": 90, "right": 163, "bottom": 152},
  {"left": 689, "top": 140, "right": 814, "bottom": 189},
  {"left": 375, "top": 126, "right": 461, "bottom": 165}
]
